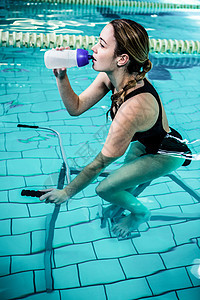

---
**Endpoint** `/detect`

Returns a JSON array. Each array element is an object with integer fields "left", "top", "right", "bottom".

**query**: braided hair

[{"left": 107, "top": 19, "right": 152, "bottom": 119}]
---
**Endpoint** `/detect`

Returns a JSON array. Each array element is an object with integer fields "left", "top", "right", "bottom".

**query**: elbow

[
  {"left": 68, "top": 106, "right": 82, "bottom": 116},
  {"left": 69, "top": 111, "right": 83, "bottom": 117},
  {"left": 68, "top": 98, "right": 82, "bottom": 116},
  {"left": 68, "top": 111, "right": 80, "bottom": 117}
]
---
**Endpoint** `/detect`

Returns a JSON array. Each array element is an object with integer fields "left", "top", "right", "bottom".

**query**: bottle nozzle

[{"left": 88, "top": 55, "right": 96, "bottom": 61}]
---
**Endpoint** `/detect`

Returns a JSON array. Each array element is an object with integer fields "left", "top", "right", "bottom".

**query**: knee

[{"left": 95, "top": 181, "right": 111, "bottom": 199}]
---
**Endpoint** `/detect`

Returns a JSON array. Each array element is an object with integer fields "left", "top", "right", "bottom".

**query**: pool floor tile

[
  {"left": 0, "top": 190, "right": 8, "bottom": 202},
  {"left": 0, "top": 256, "right": 10, "bottom": 276},
  {"left": 82, "top": 182, "right": 98, "bottom": 197},
  {"left": 12, "top": 215, "right": 46, "bottom": 234},
  {"left": 6, "top": 103, "right": 32, "bottom": 115},
  {"left": 181, "top": 202, "right": 200, "bottom": 214},
  {"left": 60, "top": 285, "right": 106, "bottom": 300},
  {"left": 23, "top": 148, "right": 59, "bottom": 159},
  {"left": 0, "top": 137, "right": 5, "bottom": 152},
  {"left": 41, "top": 158, "right": 67, "bottom": 174},
  {"left": 0, "top": 233, "right": 31, "bottom": 256},
  {"left": 47, "top": 110, "right": 72, "bottom": 122},
  {"left": 31, "top": 101, "right": 62, "bottom": 113},
  {"left": 24, "top": 173, "right": 59, "bottom": 188},
  {"left": 55, "top": 208, "right": 89, "bottom": 228},
  {"left": 7, "top": 158, "right": 42, "bottom": 176},
  {"left": 166, "top": 180, "right": 186, "bottom": 193},
  {"left": 54, "top": 243, "right": 96, "bottom": 267},
  {"left": 64, "top": 117, "right": 93, "bottom": 126},
  {"left": 53, "top": 227, "right": 73, "bottom": 248},
  {"left": 0, "top": 219, "right": 11, "bottom": 236},
  {"left": 105, "top": 278, "right": 152, "bottom": 300},
  {"left": 0, "top": 93, "right": 17, "bottom": 104},
  {"left": 18, "top": 112, "right": 48, "bottom": 123},
  {"left": 0, "top": 114, "right": 19, "bottom": 123},
  {"left": 71, "top": 195, "right": 101, "bottom": 210},
  {"left": 0, "top": 271, "right": 34, "bottom": 300},
  {"left": 161, "top": 243, "right": 200, "bottom": 269},
  {"left": 142, "top": 291, "right": 178, "bottom": 300},
  {"left": 0, "top": 203, "right": 29, "bottom": 219},
  {"left": 155, "top": 191, "right": 194, "bottom": 207},
  {"left": 120, "top": 253, "right": 165, "bottom": 278},
  {"left": 133, "top": 226, "right": 176, "bottom": 254},
  {"left": 149, "top": 206, "right": 184, "bottom": 227},
  {"left": 0, "top": 160, "right": 6, "bottom": 176},
  {"left": 0, "top": 150, "right": 21, "bottom": 160},
  {"left": 45, "top": 90, "right": 61, "bottom": 101},
  {"left": 34, "top": 269, "right": 48, "bottom": 292},
  {"left": 0, "top": 176, "right": 25, "bottom": 191},
  {"left": 93, "top": 237, "right": 136, "bottom": 259},
  {"left": 11, "top": 252, "right": 44, "bottom": 273},
  {"left": 141, "top": 181, "right": 170, "bottom": 196},
  {"left": 53, "top": 265, "right": 80, "bottom": 289},
  {"left": 147, "top": 268, "right": 192, "bottom": 295},
  {"left": 28, "top": 203, "right": 55, "bottom": 217},
  {"left": 32, "top": 230, "right": 46, "bottom": 253},
  {"left": 78, "top": 259, "right": 125, "bottom": 286},
  {"left": 70, "top": 219, "right": 110, "bottom": 243},
  {"left": 177, "top": 287, "right": 200, "bottom": 300},
  {"left": 23, "top": 291, "right": 61, "bottom": 300},
  {"left": 171, "top": 219, "right": 200, "bottom": 245}
]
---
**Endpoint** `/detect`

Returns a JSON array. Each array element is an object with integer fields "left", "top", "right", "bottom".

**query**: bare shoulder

[
  {"left": 101, "top": 92, "right": 160, "bottom": 157},
  {"left": 117, "top": 92, "right": 159, "bottom": 132}
]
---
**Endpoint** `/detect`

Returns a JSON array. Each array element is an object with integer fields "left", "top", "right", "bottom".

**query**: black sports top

[{"left": 110, "top": 78, "right": 168, "bottom": 154}]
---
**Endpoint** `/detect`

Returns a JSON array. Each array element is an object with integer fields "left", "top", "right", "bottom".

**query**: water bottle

[{"left": 44, "top": 48, "right": 93, "bottom": 69}]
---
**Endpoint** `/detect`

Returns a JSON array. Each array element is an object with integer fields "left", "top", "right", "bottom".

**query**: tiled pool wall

[{"left": 1, "top": 12, "right": 200, "bottom": 300}]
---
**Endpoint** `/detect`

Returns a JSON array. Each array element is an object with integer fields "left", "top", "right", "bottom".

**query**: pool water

[
  {"left": 1, "top": 0, "right": 200, "bottom": 40},
  {"left": 0, "top": 1, "right": 200, "bottom": 300}
]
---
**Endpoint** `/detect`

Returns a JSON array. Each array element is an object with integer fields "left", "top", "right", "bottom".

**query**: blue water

[
  {"left": 1, "top": 0, "right": 200, "bottom": 40},
  {"left": 0, "top": 1, "right": 200, "bottom": 300}
]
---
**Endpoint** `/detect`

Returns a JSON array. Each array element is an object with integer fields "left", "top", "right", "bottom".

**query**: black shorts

[{"left": 159, "top": 128, "right": 192, "bottom": 166}]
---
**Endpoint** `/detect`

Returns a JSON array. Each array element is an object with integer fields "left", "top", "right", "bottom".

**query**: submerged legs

[
  {"left": 97, "top": 187, "right": 150, "bottom": 237},
  {"left": 96, "top": 146, "right": 184, "bottom": 237}
]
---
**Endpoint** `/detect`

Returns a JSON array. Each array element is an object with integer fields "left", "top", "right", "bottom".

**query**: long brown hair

[{"left": 107, "top": 19, "right": 152, "bottom": 119}]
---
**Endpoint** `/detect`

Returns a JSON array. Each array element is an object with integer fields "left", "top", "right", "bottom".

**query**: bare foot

[{"left": 112, "top": 211, "right": 151, "bottom": 238}]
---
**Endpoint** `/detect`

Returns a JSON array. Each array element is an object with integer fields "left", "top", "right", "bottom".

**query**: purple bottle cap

[{"left": 77, "top": 49, "right": 91, "bottom": 67}]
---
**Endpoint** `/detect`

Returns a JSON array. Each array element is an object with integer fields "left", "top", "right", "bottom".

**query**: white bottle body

[{"left": 44, "top": 49, "right": 78, "bottom": 69}]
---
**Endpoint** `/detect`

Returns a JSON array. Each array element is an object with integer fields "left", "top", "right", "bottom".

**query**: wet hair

[{"left": 107, "top": 19, "right": 152, "bottom": 117}]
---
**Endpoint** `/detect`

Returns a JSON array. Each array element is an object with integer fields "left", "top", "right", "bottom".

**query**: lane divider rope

[
  {"left": 0, "top": 31, "right": 200, "bottom": 54},
  {"left": 21, "top": 0, "right": 200, "bottom": 11}
]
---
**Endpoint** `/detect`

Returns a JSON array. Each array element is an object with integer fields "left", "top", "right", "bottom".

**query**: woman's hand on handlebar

[
  {"left": 53, "top": 46, "right": 70, "bottom": 80},
  {"left": 39, "top": 188, "right": 70, "bottom": 205}
]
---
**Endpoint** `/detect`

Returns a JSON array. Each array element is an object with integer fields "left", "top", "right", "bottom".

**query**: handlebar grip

[
  {"left": 17, "top": 124, "right": 39, "bottom": 129},
  {"left": 21, "top": 189, "right": 46, "bottom": 197}
]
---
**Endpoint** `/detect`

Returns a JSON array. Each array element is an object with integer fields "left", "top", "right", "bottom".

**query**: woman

[{"left": 40, "top": 19, "right": 190, "bottom": 238}]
